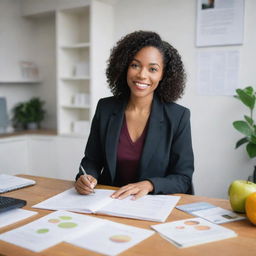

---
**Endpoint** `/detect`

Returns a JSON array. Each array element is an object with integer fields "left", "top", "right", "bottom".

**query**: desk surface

[{"left": 0, "top": 175, "right": 255, "bottom": 256}]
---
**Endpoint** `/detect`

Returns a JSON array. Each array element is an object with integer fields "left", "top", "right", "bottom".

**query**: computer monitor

[{"left": 0, "top": 97, "right": 8, "bottom": 133}]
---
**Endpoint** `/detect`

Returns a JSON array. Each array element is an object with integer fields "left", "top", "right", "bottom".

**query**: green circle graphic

[
  {"left": 59, "top": 216, "right": 72, "bottom": 220},
  {"left": 58, "top": 222, "right": 77, "bottom": 228},
  {"left": 36, "top": 228, "right": 49, "bottom": 234}
]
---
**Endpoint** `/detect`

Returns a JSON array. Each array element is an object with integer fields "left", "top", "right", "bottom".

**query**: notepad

[
  {"left": 0, "top": 174, "right": 36, "bottom": 193},
  {"left": 32, "top": 188, "right": 180, "bottom": 222},
  {"left": 151, "top": 217, "right": 237, "bottom": 248}
]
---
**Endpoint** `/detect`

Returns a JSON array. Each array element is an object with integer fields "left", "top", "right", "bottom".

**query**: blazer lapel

[
  {"left": 105, "top": 99, "right": 126, "bottom": 183},
  {"left": 139, "top": 96, "right": 164, "bottom": 177}
]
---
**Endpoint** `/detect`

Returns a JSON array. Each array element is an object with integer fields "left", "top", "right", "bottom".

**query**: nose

[{"left": 137, "top": 67, "right": 147, "bottom": 80}]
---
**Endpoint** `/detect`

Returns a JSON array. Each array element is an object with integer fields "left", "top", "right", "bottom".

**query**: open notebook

[
  {"left": 0, "top": 174, "right": 36, "bottom": 193},
  {"left": 33, "top": 188, "right": 180, "bottom": 222}
]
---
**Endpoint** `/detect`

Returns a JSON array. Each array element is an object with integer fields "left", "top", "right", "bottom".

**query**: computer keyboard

[{"left": 0, "top": 196, "right": 26, "bottom": 213}]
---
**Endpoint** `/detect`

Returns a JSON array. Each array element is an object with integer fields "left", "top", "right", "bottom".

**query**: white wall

[
  {"left": 31, "top": 13, "right": 57, "bottom": 129},
  {"left": 114, "top": 0, "right": 256, "bottom": 198},
  {"left": 0, "top": 0, "right": 38, "bottom": 116},
  {"left": 0, "top": 0, "right": 56, "bottom": 129}
]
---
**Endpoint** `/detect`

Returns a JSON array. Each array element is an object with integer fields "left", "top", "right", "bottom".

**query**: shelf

[
  {"left": 0, "top": 80, "right": 41, "bottom": 84},
  {"left": 60, "top": 76, "right": 90, "bottom": 81},
  {"left": 61, "top": 104, "right": 90, "bottom": 109},
  {"left": 60, "top": 42, "right": 90, "bottom": 49},
  {"left": 59, "top": 132, "right": 89, "bottom": 138}
]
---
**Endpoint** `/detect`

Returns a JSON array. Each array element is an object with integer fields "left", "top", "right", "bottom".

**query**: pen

[{"left": 80, "top": 165, "right": 95, "bottom": 193}]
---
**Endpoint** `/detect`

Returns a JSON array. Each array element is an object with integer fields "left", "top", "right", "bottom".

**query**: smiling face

[{"left": 126, "top": 46, "right": 164, "bottom": 101}]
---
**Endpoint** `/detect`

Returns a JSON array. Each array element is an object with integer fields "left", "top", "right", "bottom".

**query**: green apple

[{"left": 228, "top": 180, "right": 256, "bottom": 213}]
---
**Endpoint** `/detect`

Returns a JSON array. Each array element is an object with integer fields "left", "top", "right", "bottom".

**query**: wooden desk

[{"left": 0, "top": 175, "right": 255, "bottom": 256}]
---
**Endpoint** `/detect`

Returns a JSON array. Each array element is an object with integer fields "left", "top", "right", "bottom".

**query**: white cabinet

[
  {"left": 27, "top": 136, "right": 58, "bottom": 179},
  {"left": 0, "top": 135, "right": 87, "bottom": 180},
  {"left": 55, "top": 136, "right": 87, "bottom": 180},
  {"left": 56, "top": 1, "right": 113, "bottom": 136},
  {"left": 0, "top": 137, "right": 29, "bottom": 175},
  {"left": 27, "top": 135, "right": 87, "bottom": 180}
]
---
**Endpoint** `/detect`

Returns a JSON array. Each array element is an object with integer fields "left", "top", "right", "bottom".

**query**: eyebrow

[{"left": 132, "top": 58, "right": 161, "bottom": 68}]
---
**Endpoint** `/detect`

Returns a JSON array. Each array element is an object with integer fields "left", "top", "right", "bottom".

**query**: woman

[{"left": 75, "top": 31, "right": 194, "bottom": 199}]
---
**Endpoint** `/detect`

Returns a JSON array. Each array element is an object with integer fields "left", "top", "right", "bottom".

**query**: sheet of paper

[
  {"left": 197, "top": 50, "right": 239, "bottom": 95},
  {"left": 0, "top": 210, "right": 103, "bottom": 252},
  {"left": 0, "top": 174, "right": 35, "bottom": 193},
  {"left": 192, "top": 207, "right": 245, "bottom": 224},
  {"left": 176, "top": 202, "right": 245, "bottom": 224},
  {"left": 67, "top": 219, "right": 154, "bottom": 256},
  {"left": 98, "top": 195, "right": 180, "bottom": 222},
  {"left": 33, "top": 188, "right": 114, "bottom": 213},
  {"left": 151, "top": 217, "right": 237, "bottom": 248},
  {"left": 0, "top": 209, "right": 37, "bottom": 228},
  {"left": 196, "top": 0, "right": 244, "bottom": 46}
]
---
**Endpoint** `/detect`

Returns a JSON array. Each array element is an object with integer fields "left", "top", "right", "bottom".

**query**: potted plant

[
  {"left": 12, "top": 97, "right": 46, "bottom": 130},
  {"left": 233, "top": 86, "right": 256, "bottom": 181},
  {"left": 12, "top": 102, "right": 28, "bottom": 130},
  {"left": 25, "top": 97, "right": 46, "bottom": 129}
]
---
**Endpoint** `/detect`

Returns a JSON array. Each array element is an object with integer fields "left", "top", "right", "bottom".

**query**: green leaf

[
  {"left": 236, "top": 89, "right": 255, "bottom": 110},
  {"left": 244, "top": 115, "right": 253, "bottom": 126},
  {"left": 244, "top": 86, "right": 254, "bottom": 96},
  {"left": 249, "top": 135, "right": 256, "bottom": 144},
  {"left": 235, "top": 137, "right": 249, "bottom": 148},
  {"left": 233, "top": 121, "right": 253, "bottom": 136},
  {"left": 246, "top": 142, "right": 256, "bottom": 158}
]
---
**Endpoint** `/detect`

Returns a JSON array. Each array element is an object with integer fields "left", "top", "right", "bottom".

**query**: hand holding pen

[{"left": 75, "top": 165, "right": 97, "bottom": 195}]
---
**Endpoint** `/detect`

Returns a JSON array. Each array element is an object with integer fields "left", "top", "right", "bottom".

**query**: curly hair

[{"left": 106, "top": 30, "right": 186, "bottom": 102}]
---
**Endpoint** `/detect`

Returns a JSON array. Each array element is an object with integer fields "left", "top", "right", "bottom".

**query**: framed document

[{"left": 196, "top": 0, "right": 244, "bottom": 47}]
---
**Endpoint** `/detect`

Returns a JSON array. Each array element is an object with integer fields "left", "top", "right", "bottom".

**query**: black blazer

[{"left": 76, "top": 95, "right": 194, "bottom": 194}]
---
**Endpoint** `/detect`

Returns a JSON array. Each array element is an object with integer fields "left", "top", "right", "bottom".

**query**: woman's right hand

[{"left": 75, "top": 175, "right": 97, "bottom": 195}]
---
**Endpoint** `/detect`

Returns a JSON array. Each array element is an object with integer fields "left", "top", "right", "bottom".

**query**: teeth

[{"left": 135, "top": 82, "right": 149, "bottom": 88}]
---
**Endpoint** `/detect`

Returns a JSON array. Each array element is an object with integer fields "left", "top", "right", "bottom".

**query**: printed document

[
  {"left": 176, "top": 202, "right": 245, "bottom": 224},
  {"left": 33, "top": 188, "right": 180, "bottom": 222},
  {"left": 0, "top": 210, "right": 154, "bottom": 254},
  {"left": 151, "top": 217, "right": 237, "bottom": 248},
  {"left": 0, "top": 208, "right": 37, "bottom": 228}
]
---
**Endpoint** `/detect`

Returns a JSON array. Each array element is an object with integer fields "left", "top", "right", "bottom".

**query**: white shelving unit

[
  {"left": 0, "top": 80, "right": 41, "bottom": 84},
  {"left": 56, "top": 1, "right": 113, "bottom": 136}
]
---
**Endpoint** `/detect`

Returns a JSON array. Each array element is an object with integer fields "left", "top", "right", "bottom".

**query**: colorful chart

[
  {"left": 184, "top": 220, "right": 200, "bottom": 225},
  {"left": 35, "top": 215, "right": 78, "bottom": 234},
  {"left": 109, "top": 235, "right": 132, "bottom": 243},
  {"left": 59, "top": 216, "right": 72, "bottom": 220},
  {"left": 58, "top": 222, "right": 77, "bottom": 228},
  {"left": 36, "top": 228, "right": 49, "bottom": 234},
  {"left": 194, "top": 225, "right": 211, "bottom": 231}
]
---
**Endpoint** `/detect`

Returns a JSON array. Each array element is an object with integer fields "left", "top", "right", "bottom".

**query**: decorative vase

[
  {"left": 248, "top": 166, "right": 256, "bottom": 183},
  {"left": 27, "top": 122, "right": 38, "bottom": 130}
]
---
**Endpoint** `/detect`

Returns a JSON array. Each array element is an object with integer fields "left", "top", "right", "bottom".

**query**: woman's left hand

[{"left": 111, "top": 180, "right": 154, "bottom": 200}]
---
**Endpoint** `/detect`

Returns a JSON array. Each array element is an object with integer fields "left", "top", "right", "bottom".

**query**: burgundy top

[{"left": 116, "top": 117, "right": 148, "bottom": 186}]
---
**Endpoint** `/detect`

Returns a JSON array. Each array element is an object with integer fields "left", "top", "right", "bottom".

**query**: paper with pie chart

[
  {"left": 151, "top": 217, "right": 237, "bottom": 248},
  {"left": 67, "top": 220, "right": 154, "bottom": 256},
  {"left": 0, "top": 210, "right": 154, "bottom": 254},
  {"left": 0, "top": 210, "right": 104, "bottom": 252}
]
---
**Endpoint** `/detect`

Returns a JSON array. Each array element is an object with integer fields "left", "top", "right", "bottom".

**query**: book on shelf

[
  {"left": 176, "top": 202, "right": 245, "bottom": 224},
  {"left": 151, "top": 217, "right": 237, "bottom": 248},
  {"left": 0, "top": 174, "right": 36, "bottom": 193},
  {"left": 32, "top": 188, "right": 180, "bottom": 222},
  {"left": 0, "top": 210, "right": 154, "bottom": 255}
]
